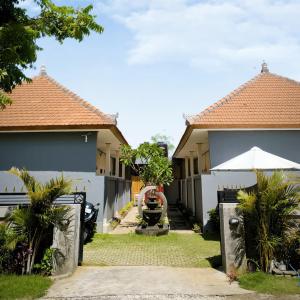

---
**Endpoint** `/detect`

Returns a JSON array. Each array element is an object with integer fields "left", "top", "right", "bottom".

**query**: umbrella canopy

[{"left": 211, "top": 146, "right": 300, "bottom": 171}]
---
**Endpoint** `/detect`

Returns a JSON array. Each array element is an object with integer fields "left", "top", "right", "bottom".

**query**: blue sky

[{"left": 22, "top": 0, "right": 300, "bottom": 148}]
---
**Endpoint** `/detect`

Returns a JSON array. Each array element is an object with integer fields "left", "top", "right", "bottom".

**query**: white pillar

[
  {"left": 190, "top": 151, "right": 196, "bottom": 216},
  {"left": 184, "top": 157, "right": 189, "bottom": 178},
  {"left": 115, "top": 150, "right": 120, "bottom": 177},
  {"left": 189, "top": 152, "right": 194, "bottom": 177},
  {"left": 184, "top": 157, "right": 189, "bottom": 208},
  {"left": 121, "top": 163, "right": 126, "bottom": 179},
  {"left": 197, "top": 143, "right": 203, "bottom": 174},
  {"left": 105, "top": 143, "right": 111, "bottom": 176}
]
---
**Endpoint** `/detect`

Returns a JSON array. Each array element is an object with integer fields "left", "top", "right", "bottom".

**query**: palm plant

[
  {"left": 8, "top": 168, "right": 72, "bottom": 274},
  {"left": 237, "top": 171, "right": 300, "bottom": 272}
]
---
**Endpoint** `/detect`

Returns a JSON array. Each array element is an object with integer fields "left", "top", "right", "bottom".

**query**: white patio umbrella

[{"left": 211, "top": 146, "right": 300, "bottom": 171}]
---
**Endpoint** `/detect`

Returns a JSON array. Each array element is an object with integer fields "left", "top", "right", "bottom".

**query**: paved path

[
  {"left": 111, "top": 206, "right": 138, "bottom": 234},
  {"left": 44, "top": 266, "right": 251, "bottom": 299},
  {"left": 111, "top": 204, "right": 194, "bottom": 235}
]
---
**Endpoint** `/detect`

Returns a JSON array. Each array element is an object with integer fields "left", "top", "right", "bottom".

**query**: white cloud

[
  {"left": 17, "top": 0, "right": 40, "bottom": 14},
  {"left": 96, "top": 0, "right": 300, "bottom": 71}
]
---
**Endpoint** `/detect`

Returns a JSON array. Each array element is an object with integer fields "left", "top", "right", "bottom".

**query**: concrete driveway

[{"left": 43, "top": 266, "right": 252, "bottom": 299}]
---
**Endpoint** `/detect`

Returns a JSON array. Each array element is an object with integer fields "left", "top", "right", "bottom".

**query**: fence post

[{"left": 219, "top": 202, "right": 247, "bottom": 274}]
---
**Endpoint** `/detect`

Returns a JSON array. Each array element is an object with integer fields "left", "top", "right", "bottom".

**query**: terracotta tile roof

[
  {"left": 188, "top": 71, "right": 300, "bottom": 128},
  {"left": 0, "top": 72, "right": 116, "bottom": 130}
]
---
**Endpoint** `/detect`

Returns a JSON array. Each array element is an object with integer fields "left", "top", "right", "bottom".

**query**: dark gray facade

[
  {"left": 0, "top": 132, "right": 97, "bottom": 172},
  {"left": 208, "top": 130, "right": 300, "bottom": 167}
]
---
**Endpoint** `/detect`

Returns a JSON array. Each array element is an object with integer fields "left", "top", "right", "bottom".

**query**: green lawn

[
  {"left": 239, "top": 272, "right": 300, "bottom": 295},
  {"left": 84, "top": 233, "right": 221, "bottom": 268},
  {"left": 0, "top": 275, "right": 52, "bottom": 299}
]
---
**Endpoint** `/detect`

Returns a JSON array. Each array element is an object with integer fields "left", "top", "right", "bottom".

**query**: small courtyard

[
  {"left": 84, "top": 201, "right": 221, "bottom": 268},
  {"left": 83, "top": 232, "right": 221, "bottom": 267}
]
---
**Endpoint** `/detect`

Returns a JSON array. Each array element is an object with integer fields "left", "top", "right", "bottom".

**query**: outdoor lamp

[{"left": 229, "top": 217, "right": 239, "bottom": 226}]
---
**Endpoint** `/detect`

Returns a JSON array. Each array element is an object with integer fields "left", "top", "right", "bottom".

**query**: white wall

[
  {"left": 200, "top": 171, "right": 256, "bottom": 226},
  {"left": 200, "top": 170, "right": 300, "bottom": 227}
]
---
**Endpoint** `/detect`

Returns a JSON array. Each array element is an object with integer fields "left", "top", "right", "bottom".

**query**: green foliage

[
  {"left": 192, "top": 223, "right": 201, "bottom": 233},
  {"left": 7, "top": 168, "right": 73, "bottom": 274},
  {"left": 150, "top": 134, "right": 175, "bottom": 153},
  {"left": 158, "top": 216, "right": 169, "bottom": 226},
  {"left": 136, "top": 215, "right": 148, "bottom": 227},
  {"left": 0, "top": 92, "right": 12, "bottom": 110},
  {"left": 0, "top": 0, "right": 103, "bottom": 108},
  {"left": 208, "top": 208, "right": 220, "bottom": 233},
  {"left": 0, "top": 224, "right": 23, "bottom": 273},
  {"left": 33, "top": 248, "right": 54, "bottom": 276},
  {"left": 109, "top": 218, "right": 121, "bottom": 230},
  {"left": 119, "top": 201, "right": 133, "bottom": 218},
  {"left": 238, "top": 271, "right": 300, "bottom": 295},
  {"left": 237, "top": 171, "right": 300, "bottom": 272},
  {"left": 120, "top": 142, "right": 173, "bottom": 187},
  {"left": 0, "top": 274, "right": 52, "bottom": 299}
]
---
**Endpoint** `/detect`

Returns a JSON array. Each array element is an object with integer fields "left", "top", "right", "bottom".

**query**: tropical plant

[
  {"left": 7, "top": 168, "right": 73, "bottom": 274},
  {"left": 208, "top": 207, "right": 220, "bottom": 233},
  {"left": 120, "top": 142, "right": 173, "bottom": 187},
  {"left": 0, "top": 223, "right": 22, "bottom": 273},
  {"left": 237, "top": 171, "right": 300, "bottom": 272},
  {"left": 33, "top": 248, "right": 54, "bottom": 276}
]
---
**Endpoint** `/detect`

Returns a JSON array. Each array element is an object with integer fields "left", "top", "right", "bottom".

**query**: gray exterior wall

[
  {"left": 0, "top": 171, "right": 131, "bottom": 233},
  {"left": 0, "top": 132, "right": 132, "bottom": 233},
  {"left": 200, "top": 171, "right": 256, "bottom": 228},
  {"left": 164, "top": 180, "right": 179, "bottom": 204},
  {"left": 208, "top": 130, "right": 300, "bottom": 168},
  {"left": 0, "top": 132, "right": 97, "bottom": 172}
]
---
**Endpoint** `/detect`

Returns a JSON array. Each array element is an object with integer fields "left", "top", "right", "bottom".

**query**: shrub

[
  {"left": 119, "top": 201, "right": 133, "bottom": 218},
  {"left": 33, "top": 248, "right": 54, "bottom": 276},
  {"left": 6, "top": 168, "right": 73, "bottom": 275},
  {"left": 192, "top": 223, "right": 201, "bottom": 233},
  {"left": 208, "top": 207, "right": 220, "bottom": 233},
  {"left": 237, "top": 171, "right": 300, "bottom": 272}
]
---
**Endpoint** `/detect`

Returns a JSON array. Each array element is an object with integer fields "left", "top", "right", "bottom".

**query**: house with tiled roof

[
  {"left": 0, "top": 66, "right": 131, "bottom": 232},
  {"left": 172, "top": 63, "right": 300, "bottom": 228}
]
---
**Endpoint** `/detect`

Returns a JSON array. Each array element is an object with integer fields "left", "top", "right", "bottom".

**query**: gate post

[{"left": 219, "top": 202, "right": 247, "bottom": 274}]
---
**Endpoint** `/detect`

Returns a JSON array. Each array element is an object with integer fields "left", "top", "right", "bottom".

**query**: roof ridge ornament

[
  {"left": 261, "top": 61, "right": 269, "bottom": 73},
  {"left": 40, "top": 65, "right": 47, "bottom": 76}
]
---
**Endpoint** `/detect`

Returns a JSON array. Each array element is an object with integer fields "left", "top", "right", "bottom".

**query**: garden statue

[{"left": 120, "top": 142, "right": 173, "bottom": 235}]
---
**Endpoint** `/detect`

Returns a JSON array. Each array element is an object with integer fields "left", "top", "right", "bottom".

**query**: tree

[
  {"left": 150, "top": 134, "right": 175, "bottom": 155},
  {"left": 120, "top": 142, "right": 173, "bottom": 187},
  {"left": 237, "top": 171, "right": 300, "bottom": 272},
  {"left": 8, "top": 168, "right": 73, "bottom": 274},
  {"left": 0, "top": 0, "right": 103, "bottom": 109}
]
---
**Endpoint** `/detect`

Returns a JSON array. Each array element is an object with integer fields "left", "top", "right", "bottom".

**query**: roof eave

[
  {"left": 110, "top": 125, "right": 128, "bottom": 145},
  {"left": 191, "top": 123, "right": 300, "bottom": 129},
  {"left": 173, "top": 125, "right": 194, "bottom": 158},
  {"left": 0, "top": 124, "right": 115, "bottom": 131}
]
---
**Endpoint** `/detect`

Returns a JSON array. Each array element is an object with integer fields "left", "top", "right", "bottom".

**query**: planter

[
  {"left": 146, "top": 197, "right": 159, "bottom": 210},
  {"left": 143, "top": 209, "right": 162, "bottom": 226}
]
